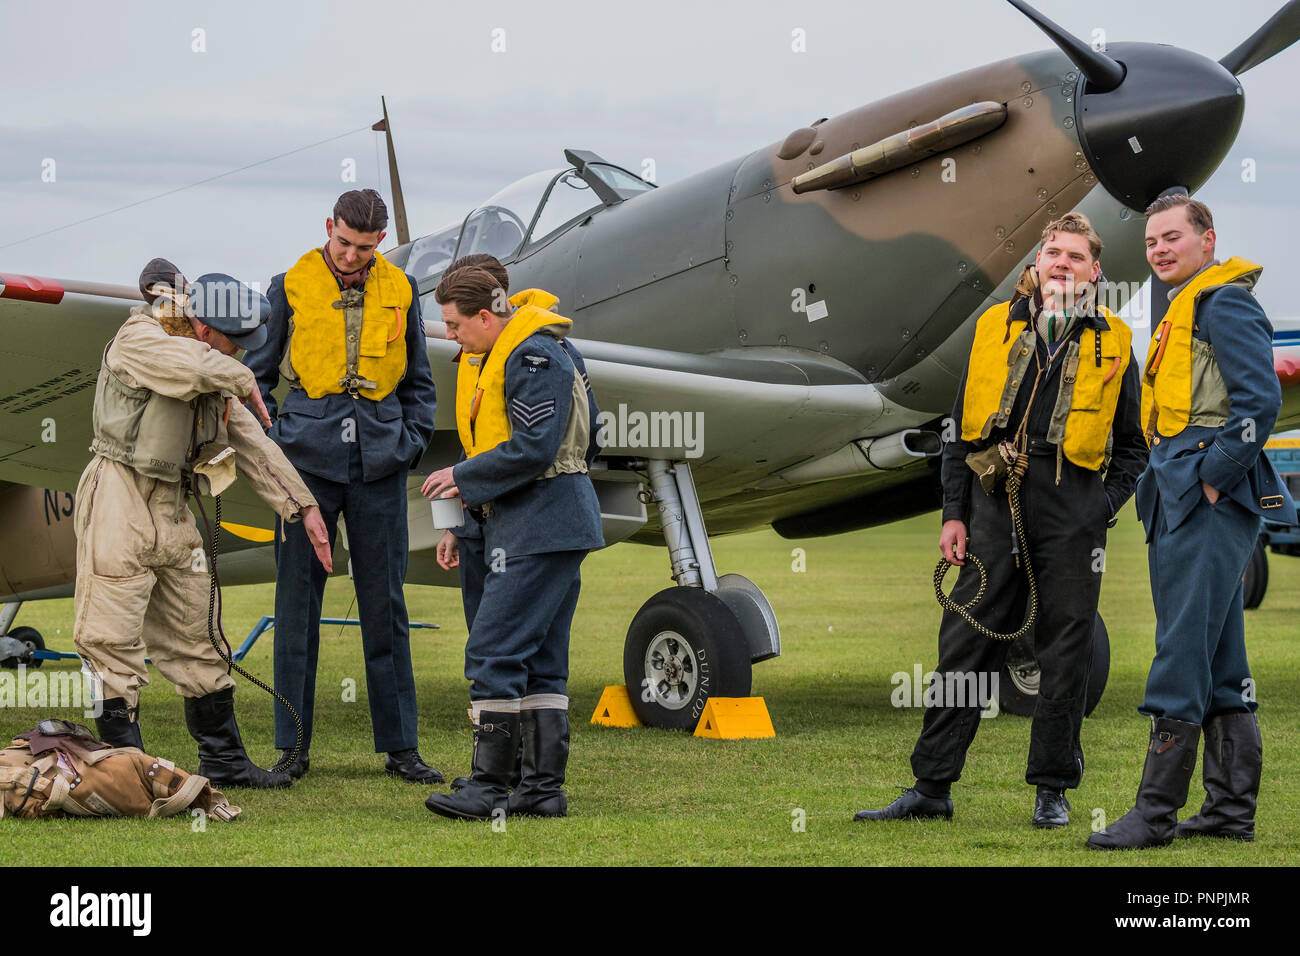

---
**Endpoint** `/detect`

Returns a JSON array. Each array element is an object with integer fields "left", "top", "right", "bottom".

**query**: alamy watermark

[
  {"left": 891, "top": 665, "right": 1000, "bottom": 718},
  {"left": 595, "top": 404, "right": 704, "bottom": 459},
  {"left": 0, "top": 665, "right": 102, "bottom": 719}
]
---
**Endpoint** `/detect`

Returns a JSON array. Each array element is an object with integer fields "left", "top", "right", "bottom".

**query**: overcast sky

[{"left": 3, "top": 0, "right": 1297, "bottom": 318}]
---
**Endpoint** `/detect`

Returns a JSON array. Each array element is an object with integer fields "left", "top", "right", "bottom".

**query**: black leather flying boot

[
  {"left": 451, "top": 732, "right": 521, "bottom": 792},
  {"left": 1087, "top": 716, "right": 1200, "bottom": 850},
  {"left": 1176, "top": 711, "right": 1261, "bottom": 842},
  {"left": 507, "top": 708, "right": 570, "bottom": 818},
  {"left": 426, "top": 711, "right": 519, "bottom": 821},
  {"left": 95, "top": 697, "right": 143, "bottom": 750},
  {"left": 184, "top": 688, "right": 293, "bottom": 789}
]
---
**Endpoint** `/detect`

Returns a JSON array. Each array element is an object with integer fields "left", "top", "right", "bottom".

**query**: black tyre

[
  {"left": 0, "top": 626, "right": 45, "bottom": 669},
  {"left": 1243, "top": 536, "right": 1268, "bottom": 610},
  {"left": 1084, "top": 615, "right": 1109, "bottom": 718},
  {"left": 623, "top": 586, "right": 752, "bottom": 731},
  {"left": 996, "top": 614, "right": 1109, "bottom": 718},
  {"left": 998, "top": 634, "right": 1038, "bottom": 718}
]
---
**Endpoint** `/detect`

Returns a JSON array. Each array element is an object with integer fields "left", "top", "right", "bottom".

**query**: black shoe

[
  {"left": 95, "top": 697, "right": 143, "bottom": 750},
  {"left": 277, "top": 748, "right": 310, "bottom": 780},
  {"left": 1087, "top": 716, "right": 1200, "bottom": 850},
  {"left": 386, "top": 748, "right": 444, "bottom": 784},
  {"left": 507, "top": 709, "right": 569, "bottom": 818},
  {"left": 1032, "top": 786, "right": 1071, "bottom": 829},
  {"left": 1177, "top": 711, "right": 1260, "bottom": 842},
  {"left": 183, "top": 688, "right": 293, "bottom": 790},
  {"left": 426, "top": 712, "right": 518, "bottom": 821},
  {"left": 854, "top": 787, "right": 953, "bottom": 822}
]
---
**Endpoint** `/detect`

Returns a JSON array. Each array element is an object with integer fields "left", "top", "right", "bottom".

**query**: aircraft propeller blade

[
  {"left": 1220, "top": 0, "right": 1300, "bottom": 75},
  {"left": 372, "top": 96, "right": 411, "bottom": 246},
  {"left": 1005, "top": 0, "right": 1124, "bottom": 92}
]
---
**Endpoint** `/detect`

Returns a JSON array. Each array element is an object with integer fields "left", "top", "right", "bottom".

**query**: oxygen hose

[
  {"left": 192, "top": 483, "right": 304, "bottom": 775},
  {"left": 932, "top": 450, "right": 1040, "bottom": 642}
]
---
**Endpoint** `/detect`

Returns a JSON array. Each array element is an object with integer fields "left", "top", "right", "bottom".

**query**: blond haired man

[{"left": 856, "top": 213, "right": 1147, "bottom": 828}]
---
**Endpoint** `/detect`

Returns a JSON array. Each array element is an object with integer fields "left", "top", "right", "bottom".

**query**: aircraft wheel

[
  {"left": 997, "top": 634, "right": 1038, "bottom": 718},
  {"left": 0, "top": 626, "right": 45, "bottom": 669},
  {"left": 623, "top": 587, "right": 752, "bottom": 731},
  {"left": 996, "top": 614, "right": 1109, "bottom": 718},
  {"left": 1243, "top": 536, "right": 1268, "bottom": 610}
]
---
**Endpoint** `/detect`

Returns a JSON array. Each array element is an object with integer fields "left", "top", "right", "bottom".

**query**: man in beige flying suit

[{"left": 75, "top": 259, "right": 333, "bottom": 789}]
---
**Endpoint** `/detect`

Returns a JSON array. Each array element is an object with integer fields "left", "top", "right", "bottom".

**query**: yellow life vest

[
  {"left": 1140, "top": 257, "right": 1262, "bottom": 443},
  {"left": 961, "top": 300, "right": 1133, "bottom": 471},
  {"left": 455, "top": 289, "right": 573, "bottom": 458},
  {"left": 282, "top": 249, "right": 412, "bottom": 400}
]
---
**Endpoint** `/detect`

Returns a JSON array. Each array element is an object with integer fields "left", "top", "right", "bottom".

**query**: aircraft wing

[
  {"left": 422, "top": 319, "right": 943, "bottom": 539},
  {"left": 423, "top": 320, "right": 922, "bottom": 471},
  {"left": 0, "top": 275, "right": 942, "bottom": 598},
  {"left": 0, "top": 274, "right": 344, "bottom": 550},
  {"left": 0, "top": 275, "right": 141, "bottom": 492},
  {"left": 0, "top": 270, "right": 941, "bottom": 536}
]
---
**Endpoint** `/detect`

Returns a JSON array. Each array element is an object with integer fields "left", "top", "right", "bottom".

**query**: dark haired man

[
  {"left": 855, "top": 213, "right": 1147, "bottom": 829},
  {"left": 422, "top": 255, "right": 602, "bottom": 821},
  {"left": 246, "top": 189, "right": 441, "bottom": 782},
  {"left": 1088, "top": 194, "right": 1296, "bottom": 850}
]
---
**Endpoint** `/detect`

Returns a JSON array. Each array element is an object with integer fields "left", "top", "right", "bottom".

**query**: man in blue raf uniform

[
  {"left": 431, "top": 258, "right": 515, "bottom": 794},
  {"left": 245, "top": 189, "right": 441, "bottom": 783},
  {"left": 1089, "top": 194, "right": 1296, "bottom": 850},
  {"left": 422, "top": 255, "right": 602, "bottom": 821}
]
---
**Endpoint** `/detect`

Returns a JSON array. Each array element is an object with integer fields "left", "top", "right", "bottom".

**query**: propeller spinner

[{"left": 1007, "top": 0, "right": 1300, "bottom": 210}]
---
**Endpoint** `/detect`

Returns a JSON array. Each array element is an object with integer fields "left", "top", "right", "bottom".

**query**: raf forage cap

[{"left": 188, "top": 273, "right": 272, "bottom": 352}]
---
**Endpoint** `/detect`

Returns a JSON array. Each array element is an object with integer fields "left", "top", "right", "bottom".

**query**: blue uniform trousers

[
  {"left": 1142, "top": 493, "right": 1260, "bottom": 723},
  {"left": 272, "top": 441, "right": 419, "bottom": 752},
  {"left": 464, "top": 549, "right": 585, "bottom": 701},
  {"left": 457, "top": 535, "right": 487, "bottom": 632}
]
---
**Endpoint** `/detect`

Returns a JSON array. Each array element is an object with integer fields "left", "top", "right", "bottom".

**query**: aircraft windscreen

[
  {"left": 528, "top": 170, "right": 601, "bottom": 247},
  {"left": 455, "top": 168, "right": 562, "bottom": 263},
  {"left": 587, "top": 163, "right": 655, "bottom": 198},
  {"left": 393, "top": 164, "right": 649, "bottom": 280},
  {"left": 403, "top": 219, "right": 463, "bottom": 279}
]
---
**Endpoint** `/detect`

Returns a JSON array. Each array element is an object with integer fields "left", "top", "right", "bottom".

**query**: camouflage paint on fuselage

[{"left": 416, "top": 45, "right": 1240, "bottom": 539}]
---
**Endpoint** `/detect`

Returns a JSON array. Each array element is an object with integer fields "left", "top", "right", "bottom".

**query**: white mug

[{"left": 430, "top": 495, "right": 465, "bottom": 530}]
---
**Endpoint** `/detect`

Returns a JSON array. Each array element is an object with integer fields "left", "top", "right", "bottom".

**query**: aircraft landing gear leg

[
  {"left": 0, "top": 601, "right": 45, "bottom": 669},
  {"left": 623, "top": 461, "right": 780, "bottom": 730}
]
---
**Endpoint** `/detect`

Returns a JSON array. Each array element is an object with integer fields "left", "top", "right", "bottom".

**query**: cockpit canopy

[{"left": 389, "top": 160, "right": 654, "bottom": 283}]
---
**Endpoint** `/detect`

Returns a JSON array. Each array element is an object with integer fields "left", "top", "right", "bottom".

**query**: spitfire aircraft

[{"left": 2, "top": 0, "right": 1299, "bottom": 729}]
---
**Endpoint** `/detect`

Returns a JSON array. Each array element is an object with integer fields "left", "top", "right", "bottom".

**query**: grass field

[{"left": 3, "top": 504, "right": 1297, "bottom": 866}]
